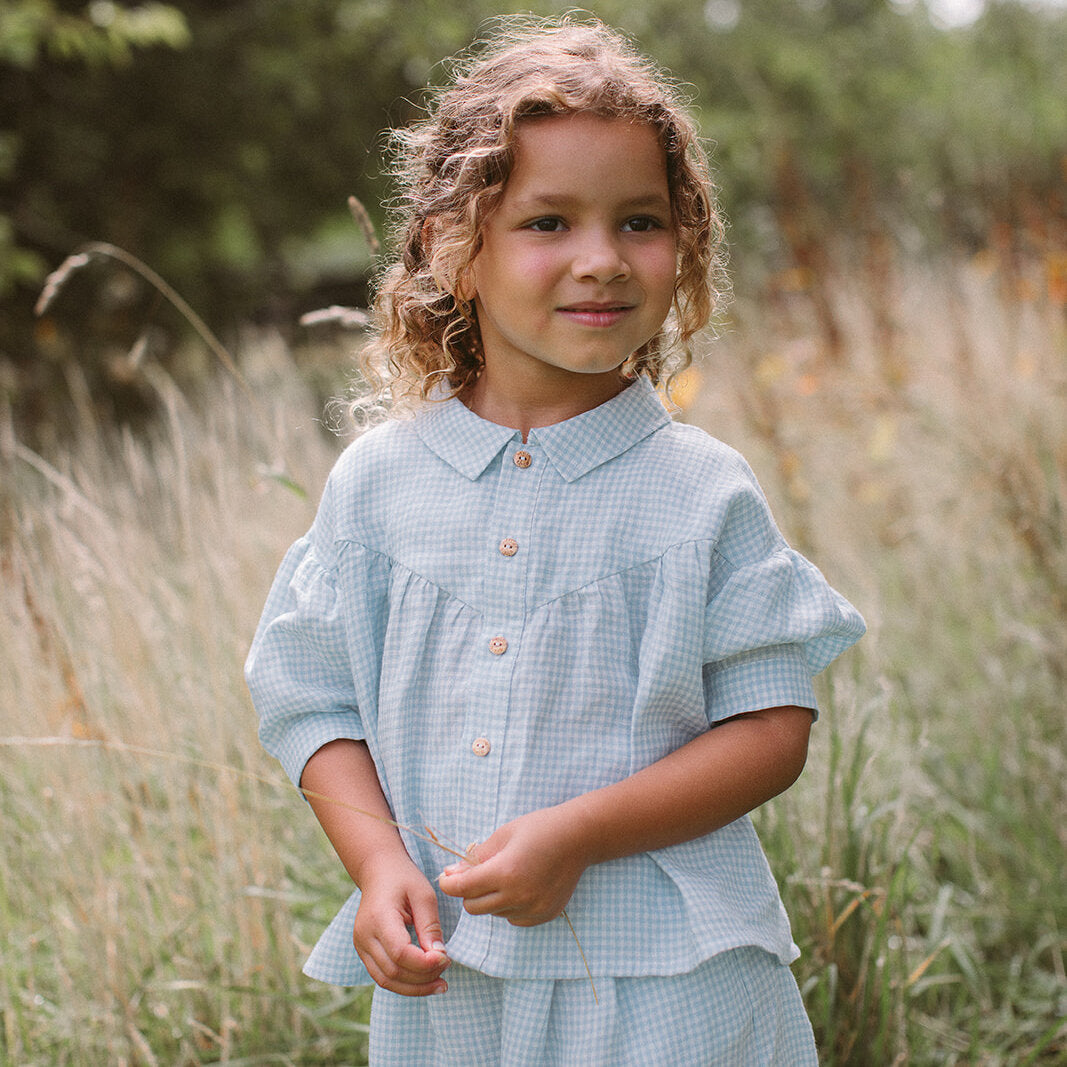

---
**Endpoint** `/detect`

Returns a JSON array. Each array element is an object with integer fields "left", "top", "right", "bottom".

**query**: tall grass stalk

[
  {"left": 1, "top": 336, "right": 370, "bottom": 1064},
  {"left": 2, "top": 254, "right": 1064, "bottom": 1063},
  {"left": 714, "top": 253, "right": 1067, "bottom": 1065}
]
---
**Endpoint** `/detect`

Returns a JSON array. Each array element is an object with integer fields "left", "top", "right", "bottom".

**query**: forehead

[{"left": 504, "top": 112, "right": 669, "bottom": 203}]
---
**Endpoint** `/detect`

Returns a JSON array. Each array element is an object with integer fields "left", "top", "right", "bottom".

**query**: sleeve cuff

[
  {"left": 261, "top": 712, "right": 366, "bottom": 791},
  {"left": 703, "top": 643, "right": 818, "bottom": 724}
]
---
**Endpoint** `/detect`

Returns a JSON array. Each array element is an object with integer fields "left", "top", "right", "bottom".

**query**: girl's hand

[
  {"left": 353, "top": 855, "right": 450, "bottom": 996},
  {"left": 437, "top": 807, "right": 588, "bottom": 927}
]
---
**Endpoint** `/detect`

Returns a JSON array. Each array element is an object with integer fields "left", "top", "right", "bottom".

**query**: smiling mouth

[{"left": 558, "top": 304, "right": 634, "bottom": 326}]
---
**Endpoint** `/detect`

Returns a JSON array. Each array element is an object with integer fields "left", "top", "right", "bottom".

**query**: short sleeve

[
  {"left": 245, "top": 479, "right": 365, "bottom": 788},
  {"left": 701, "top": 470, "right": 865, "bottom": 723}
]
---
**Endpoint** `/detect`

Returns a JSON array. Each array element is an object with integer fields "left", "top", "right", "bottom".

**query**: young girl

[{"left": 246, "top": 17, "right": 865, "bottom": 1064}]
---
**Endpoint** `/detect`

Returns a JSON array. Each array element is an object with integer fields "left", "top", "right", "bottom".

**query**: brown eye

[
  {"left": 621, "top": 216, "right": 660, "bottom": 233},
  {"left": 528, "top": 217, "right": 565, "bottom": 232}
]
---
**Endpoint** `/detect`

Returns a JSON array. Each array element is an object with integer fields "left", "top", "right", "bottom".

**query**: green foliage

[
  {"left": 628, "top": 0, "right": 1067, "bottom": 263},
  {"left": 2, "top": 0, "right": 1066, "bottom": 441},
  {"left": 0, "top": 1, "right": 190, "bottom": 304},
  {"left": 0, "top": 0, "right": 189, "bottom": 69}
]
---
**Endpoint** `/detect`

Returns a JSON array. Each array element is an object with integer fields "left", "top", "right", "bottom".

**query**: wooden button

[
  {"left": 513, "top": 450, "right": 532, "bottom": 468},
  {"left": 499, "top": 538, "right": 518, "bottom": 557},
  {"left": 471, "top": 737, "right": 491, "bottom": 757},
  {"left": 488, "top": 636, "right": 508, "bottom": 655}
]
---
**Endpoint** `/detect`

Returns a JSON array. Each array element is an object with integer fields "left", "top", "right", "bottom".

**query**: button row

[{"left": 474, "top": 451, "right": 529, "bottom": 763}]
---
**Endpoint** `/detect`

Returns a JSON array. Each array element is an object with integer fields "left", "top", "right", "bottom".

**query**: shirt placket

[{"left": 458, "top": 439, "right": 543, "bottom": 842}]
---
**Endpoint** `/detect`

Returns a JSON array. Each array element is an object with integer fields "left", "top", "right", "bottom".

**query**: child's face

[{"left": 468, "top": 112, "right": 677, "bottom": 399}]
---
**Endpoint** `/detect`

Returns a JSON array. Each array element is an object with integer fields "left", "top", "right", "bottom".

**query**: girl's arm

[
  {"left": 438, "top": 705, "right": 812, "bottom": 926},
  {"left": 300, "top": 739, "right": 450, "bottom": 995}
]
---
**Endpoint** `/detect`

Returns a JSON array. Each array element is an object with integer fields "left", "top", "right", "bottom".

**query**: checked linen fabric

[{"left": 245, "top": 375, "right": 865, "bottom": 987}]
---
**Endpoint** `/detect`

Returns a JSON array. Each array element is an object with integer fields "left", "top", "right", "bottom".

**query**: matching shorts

[{"left": 368, "top": 946, "right": 818, "bottom": 1066}]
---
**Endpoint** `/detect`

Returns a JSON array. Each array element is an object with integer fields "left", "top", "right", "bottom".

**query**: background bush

[{"left": 2, "top": 0, "right": 1065, "bottom": 441}]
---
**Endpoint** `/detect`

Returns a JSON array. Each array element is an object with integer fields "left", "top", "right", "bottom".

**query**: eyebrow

[{"left": 513, "top": 193, "right": 672, "bottom": 214}]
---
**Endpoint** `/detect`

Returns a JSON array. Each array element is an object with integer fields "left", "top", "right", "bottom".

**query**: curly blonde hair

[{"left": 359, "top": 15, "right": 727, "bottom": 409}]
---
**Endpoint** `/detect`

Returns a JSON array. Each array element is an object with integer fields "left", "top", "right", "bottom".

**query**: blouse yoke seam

[
  {"left": 332, "top": 536, "right": 483, "bottom": 615},
  {"left": 330, "top": 535, "right": 733, "bottom": 613},
  {"left": 536, "top": 536, "right": 720, "bottom": 610}
]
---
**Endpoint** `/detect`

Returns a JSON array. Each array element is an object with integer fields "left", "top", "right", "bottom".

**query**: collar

[{"left": 414, "top": 376, "right": 671, "bottom": 483}]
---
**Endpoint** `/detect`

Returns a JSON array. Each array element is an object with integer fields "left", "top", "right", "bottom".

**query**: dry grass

[
  {"left": 1, "top": 255, "right": 1064, "bottom": 1064},
  {"left": 1, "top": 336, "right": 369, "bottom": 1065},
  {"left": 687, "top": 253, "right": 1066, "bottom": 1065}
]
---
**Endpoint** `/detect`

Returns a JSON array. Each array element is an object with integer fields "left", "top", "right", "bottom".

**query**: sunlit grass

[
  {"left": 2, "top": 256, "right": 1065, "bottom": 1064},
  {"left": 1, "top": 338, "right": 373, "bottom": 1064},
  {"left": 702, "top": 254, "right": 1067, "bottom": 1066}
]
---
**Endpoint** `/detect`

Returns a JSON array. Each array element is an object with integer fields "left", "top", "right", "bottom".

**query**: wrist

[
  {"left": 352, "top": 839, "right": 420, "bottom": 893},
  {"left": 548, "top": 796, "right": 607, "bottom": 873}
]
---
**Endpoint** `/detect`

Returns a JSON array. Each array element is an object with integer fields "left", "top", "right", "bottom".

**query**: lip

[{"left": 557, "top": 302, "right": 634, "bottom": 328}]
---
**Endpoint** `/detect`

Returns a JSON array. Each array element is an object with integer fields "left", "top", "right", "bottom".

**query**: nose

[{"left": 571, "top": 229, "right": 630, "bottom": 284}]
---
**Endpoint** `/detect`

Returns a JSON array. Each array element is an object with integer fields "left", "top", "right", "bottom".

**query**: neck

[{"left": 461, "top": 365, "right": 629, "bottom": 439}]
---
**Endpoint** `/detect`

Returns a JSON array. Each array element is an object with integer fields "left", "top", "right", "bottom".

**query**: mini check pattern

[
  {"left": 246, "top": 376, "right": 865, "bottom": 988},
  {"left": 368, "top": 947, "right": 817, "bottom": 1065}
]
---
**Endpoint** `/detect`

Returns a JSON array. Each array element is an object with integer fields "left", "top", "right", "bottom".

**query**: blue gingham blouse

[{"left": 246, "top": 376, "right": 865, "bottom": 986}]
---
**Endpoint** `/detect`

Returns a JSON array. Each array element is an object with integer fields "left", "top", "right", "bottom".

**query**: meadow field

[{"left": 1, "top": 254, "right": 1064, "bottom": 1065}]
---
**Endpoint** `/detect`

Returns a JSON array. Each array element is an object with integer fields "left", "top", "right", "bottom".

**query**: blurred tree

[
  {"left": 2, "top": 0, "right": 1064, "bottom": 440},
  {"left": 609, "top": 0, "right": 1066, "bottom": 369},
  {"left": 1, "top": 0, "right": 496, "bottom": 436},
  {"left": 0, "top": 0, "right": 190, "bottom": 297}
]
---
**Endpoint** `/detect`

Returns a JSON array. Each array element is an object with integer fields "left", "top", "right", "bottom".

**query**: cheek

[
  {"left": 475, "top": 247, "right": 559, "bottom": 308},
  {"left": 510, "top": 246, "right": 560, "bottom": 287},
  {"left": 467, "top": 252, "right": 488, "bottom": 303},
  {"left": 649, "top": 251, "right": 680, "bottom": 306},
  {"left": 637, "top": 232, "right": 678, "bottom": 277}
]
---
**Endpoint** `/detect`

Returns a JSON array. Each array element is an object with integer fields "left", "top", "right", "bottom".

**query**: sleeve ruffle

[
  {"left": 704, "top": 545, "right": 865, "bottom": 672},
  {"left": 700, "top": 474, "right": 866, "bottom": 722},
  {"left": 245, "top": 521, "right": 364, "bottom": 789}
]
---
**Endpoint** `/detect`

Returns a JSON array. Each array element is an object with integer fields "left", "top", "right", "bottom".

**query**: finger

[
  {"left": 357, "top": 910, "right": 447, "bottom": 985},
  {"left": 439, "top": 837, "right": 491, "bottom": 877},
  {"left": 409, "top": 890, "right": 449, "bottom": 957},
  {"left": 460, "top": 893, "right": 554, "bottom": 926},
  {"left": 436, "top": 865, "right": 471, "bottom": 897},
  {"left": 363, "top": 936, "right": 450, "bottom": 993},
  {"left": 375, "top": 917, "right": 449, "bottom": 978},
  {"left": 374, "top": 976, "right": 447, "bottom": 997},
  {"left": 434, "top": 858, "right": 490, "bottom": 904},
  {"left": 459, "top": 889, "right": 517, "bottom": 917},
  {"left": 438, "top": 859, "right": 496, "bottom": 898},
  {"left": 364, "top": 955, "right": 448, "bottom": 997},
  {"left": 393, "top": 938, "right": 451, "bottom": 980}
]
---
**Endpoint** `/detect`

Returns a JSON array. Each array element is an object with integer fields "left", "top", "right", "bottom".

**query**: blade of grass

[{"left": 0, "top": 734, "right": 598, "bottom": 1002}]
